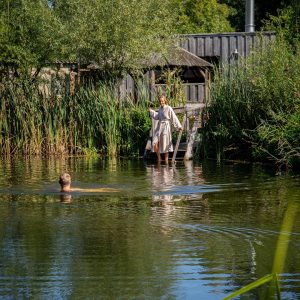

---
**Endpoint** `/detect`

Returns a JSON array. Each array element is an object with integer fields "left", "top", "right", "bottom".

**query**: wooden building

[
  {"left": 119, "top": 31, "right": 276, "bottom": 104},
  {"left": 70, "top": 31, "right": 276, "bottom": 105},
  {"left": 180, "top": 31, "right": 276, "bottom": 65}
]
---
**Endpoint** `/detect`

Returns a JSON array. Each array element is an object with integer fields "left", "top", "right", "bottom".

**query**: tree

[
  {"left": 52, "top": 0, "right": 177, "bottom": 79},
  {"left": 219, "top": 0, "right": 294, "bottom": 32},
  {"left": 0, "top": 0, "right": 178, "bottom": 79},
  {"left": 172, "top": 0, "right": 234, "bottom": 34},
  {"left": 262, "top": 0, "right": 300, "bottom": 46},
  {"left": 0, "top": 0, "right": 62, "bottom": 76}
]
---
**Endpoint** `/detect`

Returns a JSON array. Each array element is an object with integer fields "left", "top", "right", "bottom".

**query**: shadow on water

[{"left": 0, "top": 157, "right": 299, "bottom": 299}]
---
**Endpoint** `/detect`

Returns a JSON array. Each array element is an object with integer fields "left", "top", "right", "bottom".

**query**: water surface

[{"left": 0, "top": 157, "right": 299, "bottom": 299}]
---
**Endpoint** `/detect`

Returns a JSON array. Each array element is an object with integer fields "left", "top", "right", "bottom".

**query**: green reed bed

[
  {"left": 0, "top": 79, "right": 151, "bottom": 157},
  {"left": 204, "top": 38, "right": 300, "bottom": 168}
]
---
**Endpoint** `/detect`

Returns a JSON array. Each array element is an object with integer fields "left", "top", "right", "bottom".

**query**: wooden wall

[{"left": 180, "top": 31, "right": 276, "bottom": 64}]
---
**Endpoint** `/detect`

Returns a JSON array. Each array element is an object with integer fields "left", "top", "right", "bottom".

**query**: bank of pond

[{"left": 1, "top": 36, "right": 300, "bottom": 170}]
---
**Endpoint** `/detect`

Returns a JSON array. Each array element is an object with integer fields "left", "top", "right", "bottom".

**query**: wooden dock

[{"left": 144, "top": 103, "right": 205, "bottom": 162}]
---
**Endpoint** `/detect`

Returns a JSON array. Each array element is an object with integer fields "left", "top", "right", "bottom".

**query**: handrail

[{"left": 171, "top": 114, "right": 186, "bottom": 164}]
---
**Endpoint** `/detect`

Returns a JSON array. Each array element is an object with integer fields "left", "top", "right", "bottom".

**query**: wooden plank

[
  {"left": 173, "top": 103, "right": 205, "bottom": 115},
  {"left": 245, "top": 34, "right": 250, "bottom": 56},
  {"left": 173, "top": 106, "right": 186, "bottom": 114},
  {"left": 213, "top": 36, "right": 221, "bottom": 56},
  {"left": 185, "top": 103, "right": 206, "bottom": 110},
  {"left": 199, "top": 84, "right": 205, "bottom": 103},
  {"left": 205, "top": 37, "right": 213, "bottom": 57},
  {"left": 238, "top": 35, "right": 244, "bottom": 59},
  {"left": 195, "top": 84, "right": 199, "bottom": 103},
  {"left": 184, "top": 85, "right": 189, "bottom": 102},
  {"left": 229, "top": 36, "right": 238, "bottom": 63},
  {"left": 190, "top": 85, "right": 196, "bottom": 102},
  {"left": 196, "top": 37, "right": 205, "bottom": 57},
  {"left": 180, "top": 32, "right": 276, "bottom": 60},
  {"left": 221, "top": 36, "right": 229, "bottom": 64},
  {"left": 189, "top": 37, "right": 196, "bottom": 55}
]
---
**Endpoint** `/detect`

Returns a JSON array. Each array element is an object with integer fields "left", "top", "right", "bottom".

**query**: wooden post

[
  {"left": 207, "top": 70, "right": 211, "bottom": 104},
  {"left": 172, "top": 114, "right": 186, "bottom": 164},
  {"left": 205, "top": 69, "right": 208, "bottom": 104},
  {"left": 77, "top": 62, "right": 80, "bottom": 85},
  {"left": 149, "top": 70, "right": 156, "bottom": 103},
  {"left": 184, "top": 112, "right": 201, "bottom": 160}
]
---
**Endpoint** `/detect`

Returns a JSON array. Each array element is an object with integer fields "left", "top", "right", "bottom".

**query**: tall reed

[
  {"left": 0, "top": 78, "right": 151, "bottom": 157},
  {"left": 204, "top": 37, "right": 300, "bottom": 168}
]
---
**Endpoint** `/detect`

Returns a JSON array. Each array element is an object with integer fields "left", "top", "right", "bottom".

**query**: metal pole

[{"left": 245, "top": 0, "right": 255, "bottom": 32}]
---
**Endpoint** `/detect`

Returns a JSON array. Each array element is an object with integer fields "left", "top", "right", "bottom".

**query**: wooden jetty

[{"left": 144, "top": 103, "right": 205, "bottom": 162}]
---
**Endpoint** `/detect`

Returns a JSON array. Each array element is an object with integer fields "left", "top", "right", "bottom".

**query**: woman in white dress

[{"left": 149, "top": 94, "right": 182, "bottom": 162}]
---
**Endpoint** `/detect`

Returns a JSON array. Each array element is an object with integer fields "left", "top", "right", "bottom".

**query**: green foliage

[
  {"left": 0, "top": 0, "right": 62, "bottom": 74},
  {"left": 155, "top": 68, "right": 186, "bottom": 107},
  {"left": 205, "top": 37, "right": 300, "bottom": 168},
  {"left": 220, "top": 0, "right": 292, "bottom": 32},
  {"left": 255, "top": 111, "right": 300, "bottom": 167},
  {"left": 218, "top": 0, "right": 244, "bottom": 32},
  {"left": 51, "top": 0, "right": 177, "bottom": 78},
  {"left": 0, "top": 0, "right": 177, "bottom": 78},
  {"left": 262, "top": 1, "right": 300, "bottom": 47},
  {"left": 0, "top": 80, "right": 152, "bottom": 157},
  {"left": 172, "top": 0, "right": 234, "bottom": 34}
]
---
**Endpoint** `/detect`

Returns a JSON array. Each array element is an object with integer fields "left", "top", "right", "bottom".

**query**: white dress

[{"left": 149, "top": 105, "right": 182, "bottom": 153}]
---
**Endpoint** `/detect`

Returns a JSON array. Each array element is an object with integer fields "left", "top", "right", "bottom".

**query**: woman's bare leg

[
  {"left": 164, "top": 152, "right": 169, "bottom": 163},
  {"left": 154, "top": 143, "right": 161, "bottom": 162}
]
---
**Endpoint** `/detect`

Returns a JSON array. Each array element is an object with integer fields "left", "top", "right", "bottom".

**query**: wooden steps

[{"left": 144, "top": 104, "right": 203, "bottom": 162}]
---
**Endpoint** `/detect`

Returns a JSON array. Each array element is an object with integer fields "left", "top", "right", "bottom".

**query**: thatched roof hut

[
  {"left": 84, "top": 47, "right": 212, "bottom": 103},
  {"left": 143, "top": 47, "right": 212, "bottom": 103}
]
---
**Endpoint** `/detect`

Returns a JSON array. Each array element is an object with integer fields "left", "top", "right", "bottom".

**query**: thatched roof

[
  {"left": 146, "top": 46, "right": 212, "bottom": 68},
  {"left": 86, "top": 62, "right": 101, "bottom": 70},
  {"left": 86, "top": 47, "right": 212, "bottom": 71}
]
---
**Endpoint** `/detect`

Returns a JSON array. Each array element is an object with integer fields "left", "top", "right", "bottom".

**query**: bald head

[{"left": 59, "top": 173, "right": 71, "bottom": 192}]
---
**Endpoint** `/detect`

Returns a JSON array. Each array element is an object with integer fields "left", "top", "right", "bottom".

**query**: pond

[{"left": 0, "top": 157, "right": 299, "bottom": 299}]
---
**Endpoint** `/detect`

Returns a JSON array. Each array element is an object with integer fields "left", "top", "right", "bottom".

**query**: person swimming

[
  {"left": 59, "top": 173, "right": 72, "bottom": 192},
  {"left": 59, "top": 173, "right": 119, "bottom": 193}
]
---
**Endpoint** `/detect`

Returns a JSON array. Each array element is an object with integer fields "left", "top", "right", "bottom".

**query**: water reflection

[
  {"left": 147, "top": 160, "right": 205, "bottom": 204},
  {"left": 148, "top": 163, "right": 177, "bottom": 202},
  {"left": 60, "top": 194, "right": 72, "bottom": 203}
]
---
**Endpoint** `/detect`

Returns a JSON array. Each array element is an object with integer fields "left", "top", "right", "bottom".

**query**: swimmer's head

[{"left": 59, "top": 173, "right": 71, "bottom": 192}]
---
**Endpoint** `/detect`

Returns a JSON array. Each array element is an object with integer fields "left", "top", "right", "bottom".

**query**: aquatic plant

[{"left": 224, "top": 199, "right": 298, "bottom": 299}]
